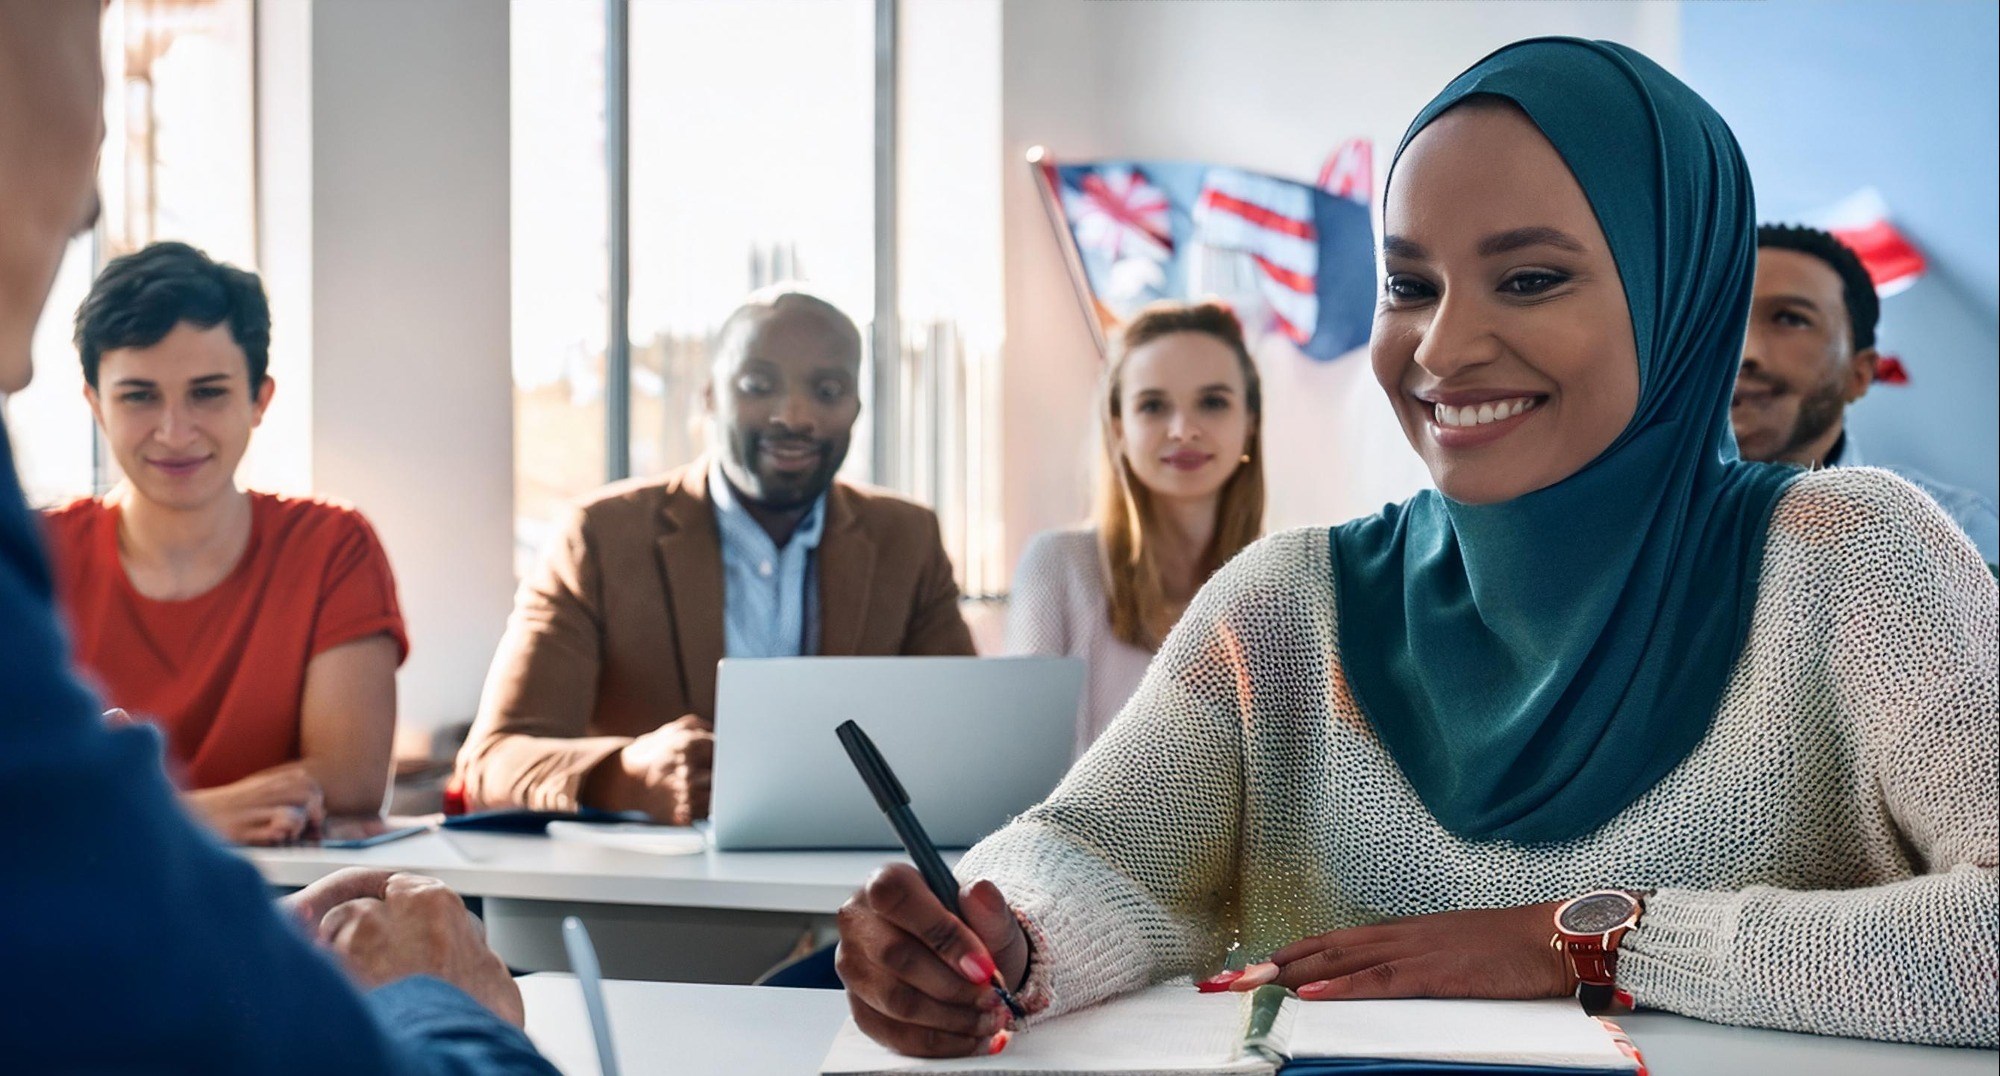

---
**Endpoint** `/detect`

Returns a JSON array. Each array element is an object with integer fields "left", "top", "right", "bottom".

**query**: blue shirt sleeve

[
  {"left": 367, "top": 978, "right": 560, "bottom": 1076},
  {"left": 0, "top": 425, "right": 554, "bottom": 1075}
]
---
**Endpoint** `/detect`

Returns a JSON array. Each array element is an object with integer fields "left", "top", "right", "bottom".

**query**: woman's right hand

[
  {"left": 835, "top": 864, "right": 1031, "bottom": 1058},
  {"left": 185, "top": 762, "right": 326, "bottom": 845}
]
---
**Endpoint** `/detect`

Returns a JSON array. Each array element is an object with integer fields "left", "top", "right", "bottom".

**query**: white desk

[
  {"left": 248, "top": 830, "right": 904, "bottom": 914},
  {"left": 516, "top": 975, "right": 2000, "bottom": 1076},
  {"left": 250, "top": 831, "right": 923, "bottom": 981}
]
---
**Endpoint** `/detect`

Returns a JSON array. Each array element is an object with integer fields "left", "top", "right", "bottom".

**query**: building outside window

[
  {"left": 5, "top": 0, "right": 256, "bottom": 507},
  {"left": 509, "top": 0, "right": 1002, "bottom": 594}
]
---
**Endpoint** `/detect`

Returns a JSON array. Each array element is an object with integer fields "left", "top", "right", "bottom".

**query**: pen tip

[{"left": 994, "top": 980, "right": 1027, "bottom": 1021}]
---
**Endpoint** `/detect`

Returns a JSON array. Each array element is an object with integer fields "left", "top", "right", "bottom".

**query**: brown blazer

[{"left": 455, "top": 463, "right": 975, "bottom": 810}]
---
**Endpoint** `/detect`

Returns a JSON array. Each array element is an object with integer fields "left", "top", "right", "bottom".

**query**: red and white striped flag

[
  {"left": 1810, "top": 188, "right": 1926, "bottom": 297},
  {"left": 1193, "top": 169, "right": 1320, "bottom": 346},
  {"left": 1318, "top": 138, "right": 1373, "bottom": 206}
]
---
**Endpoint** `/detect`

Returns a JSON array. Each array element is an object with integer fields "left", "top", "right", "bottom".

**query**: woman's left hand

[{"left": 1225, "top": 902, "right": 1576, "bottom": 1001}]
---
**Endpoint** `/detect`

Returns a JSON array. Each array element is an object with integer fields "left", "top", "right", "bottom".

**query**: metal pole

[
  {"left": 870, "top": 0, "right": 900, "bottom": 491},
  {"left": 604, "top": 0, "right": 632, "bottom": 481}
]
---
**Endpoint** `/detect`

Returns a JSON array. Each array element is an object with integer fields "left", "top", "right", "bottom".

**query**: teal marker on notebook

[{"left": 836, "top": 719, "right": 1027, "bottom": 1022}]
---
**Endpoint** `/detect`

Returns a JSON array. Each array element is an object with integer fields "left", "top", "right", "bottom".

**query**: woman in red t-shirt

[{"left": 42, "top": 242, "right": 407, "bottom": 845}]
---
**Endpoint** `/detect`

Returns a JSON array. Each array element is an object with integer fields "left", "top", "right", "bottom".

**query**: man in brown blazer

[{"left": 456, "top": 289, "right": 974, "bottom": 823}]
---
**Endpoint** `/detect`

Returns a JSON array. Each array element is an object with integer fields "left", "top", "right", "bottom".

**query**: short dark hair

[
  {"left": 74, "top": 241, "right": 272, "bottom": 389},
  {"left": 1756, "top": 224, "right": 1879, "bottom": 352},
  {"left": 711, "top": 286, "right": 862, "bottom": 374}
]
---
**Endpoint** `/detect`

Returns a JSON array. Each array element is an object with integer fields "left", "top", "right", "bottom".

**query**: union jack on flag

[
  {"left": 1033, "top": 147, "right": 1375, "bottom": 362},
  {"left": 1061, "top": 165, "right": 1174, "bottom": 263}
]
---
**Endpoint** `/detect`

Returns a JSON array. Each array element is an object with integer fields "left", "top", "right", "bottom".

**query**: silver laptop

[{"left": 708, "top": 656, "right": 1085, "bottom": 851}]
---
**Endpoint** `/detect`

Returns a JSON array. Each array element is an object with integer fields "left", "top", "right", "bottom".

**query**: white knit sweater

[{"left": 959, "top": 468, "right": 1999, "bottom": 1047}]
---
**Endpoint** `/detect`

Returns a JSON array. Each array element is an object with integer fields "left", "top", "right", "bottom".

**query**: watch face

[{"left": 1559, "top": 892, "right": 1636, "bottom": 934}]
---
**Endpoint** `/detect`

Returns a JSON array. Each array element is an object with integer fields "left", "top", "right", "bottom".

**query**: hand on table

[
  {"left": 835, "top": 863, "right": 1030, "bottom": 1058},
  {"left": 1203, "top": 901, "right": 1574, "bottom": 1001},
  {"left": 185, "top": 762, "right": 325, "bottom": 846},
  {"left": 586, "top": 714, "right": 714, "bottom": 824},
  {"left": 285, "top": 867, "right": 526, "bottom": 1027}
]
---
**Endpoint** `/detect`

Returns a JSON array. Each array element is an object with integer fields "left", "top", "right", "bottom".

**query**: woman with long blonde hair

[{"left": 1006, "top": 300, "right": 1265, "bottom": 755}]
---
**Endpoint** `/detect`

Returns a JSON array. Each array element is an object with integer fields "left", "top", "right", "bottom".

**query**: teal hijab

[{"left": 1329, "top": 38, "right": 1800, "bottom": 844}]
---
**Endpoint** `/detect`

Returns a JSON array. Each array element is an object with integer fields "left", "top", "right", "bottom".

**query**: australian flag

[{"left": 1034, "top": 144, "right": 1375, "bottom": 362}]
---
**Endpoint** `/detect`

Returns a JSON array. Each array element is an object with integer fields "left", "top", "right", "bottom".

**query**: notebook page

[
  {"left": 1286, "top": 998, "right": 1635, "bottom": 1069},
  {"left": 818, "top": 982, "right": 1276, "bottom": 1075}
]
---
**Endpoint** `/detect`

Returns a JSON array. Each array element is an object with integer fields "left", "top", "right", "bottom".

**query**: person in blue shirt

[
  {"left": 1734, "top": 223, "right": 1999, "bottom": 563},
  {"left": 0, "top": 3, "right": 556, "bottom": 1071}
]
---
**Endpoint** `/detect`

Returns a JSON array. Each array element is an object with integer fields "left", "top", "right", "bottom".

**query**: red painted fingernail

[
  {"left": 1196, "top": 970, "right": 1244, "bottom": 993},
  {"left": 987, "top": 1029, "right": 1011, "bottom": 1055},
  {"left": 1230, "top": 961, "right": 1279, "bottom": 991},
  {"left": 957, "top": 953, "right": 996, "bottom": 984},
  {"left": 1298, "top": 978, "right": 1336, "bottom": 998}
]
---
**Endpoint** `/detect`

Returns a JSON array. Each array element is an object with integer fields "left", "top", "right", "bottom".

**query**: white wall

[
  {"left": 294, "top": 0, "right": 515, "bottom": 748},
  {"left": 998, "top": 1, "right": 1682, "bottom": 567},
  {"left": 249, "top": 0, "right": 312, "bottom": 497}
]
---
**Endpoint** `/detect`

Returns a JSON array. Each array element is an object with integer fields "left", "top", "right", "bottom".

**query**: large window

[
  {"left": 13, "top": 237, "right": 100, "bottom": 507},
  {"left": 5, "top": 0, "right": 256, "bottom": 507},
  {"left": 627, "top": 0, "right": 877, "bottom": 483},
  {"left": 510, "top": 1, "right": 610, "bottom": 566},
  {"left": 510, "top": 0, "right": 1001, "bottom": 593}
]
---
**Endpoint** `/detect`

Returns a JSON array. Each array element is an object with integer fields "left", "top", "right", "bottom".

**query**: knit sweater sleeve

[
  {"left": 960, "top": 532, "right": 1304, "bottom": 1019},
  {"left": 1619, "top": 468, "right": 1999, "bottom": 1047}
]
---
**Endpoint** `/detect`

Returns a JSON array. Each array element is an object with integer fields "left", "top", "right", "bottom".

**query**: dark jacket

[{"left": 0, "top": 422, "right": 556, "bottom": 1074}]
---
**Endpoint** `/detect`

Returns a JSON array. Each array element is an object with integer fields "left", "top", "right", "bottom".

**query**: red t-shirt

[{"left": 42, "top": 492, "right": 409, "bottom": 790}]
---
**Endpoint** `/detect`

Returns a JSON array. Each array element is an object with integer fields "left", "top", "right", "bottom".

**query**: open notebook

[{"left": 819, "top": 982, "right": 1642, "bottom": 1076}]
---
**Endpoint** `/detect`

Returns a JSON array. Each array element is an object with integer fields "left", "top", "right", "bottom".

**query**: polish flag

[{"left": 1810, "top": 188, "right": 1926, "bottom": 297}]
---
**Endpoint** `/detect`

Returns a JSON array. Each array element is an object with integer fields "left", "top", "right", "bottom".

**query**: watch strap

[{"left": 1571, "top": 932, "right": 1626, "bottom": 985}]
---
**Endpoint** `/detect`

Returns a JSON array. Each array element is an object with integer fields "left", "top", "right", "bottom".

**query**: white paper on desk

[
  {"left": 543, "top": 821, "right": 707, "bottom": 856},
  {"left": 818, "top": 982, "right": 1275, "bottom": 1076},
  {"left": 1287, "top": 997, "right": 1635, "bottom": 1069}
]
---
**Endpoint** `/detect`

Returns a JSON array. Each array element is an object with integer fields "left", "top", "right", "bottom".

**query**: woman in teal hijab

[
  {"left": 834, "top": 39, "right": 1997, "bottom": 1057},
  {"left": 1331, "top": 37, "right": 1801, "bottom": 843}
]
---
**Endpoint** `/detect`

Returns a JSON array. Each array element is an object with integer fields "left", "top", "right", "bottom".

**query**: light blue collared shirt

[
  {"left": 1831, "top": 434, "right": 1999, "bottom": 564},
  {"left": 708, "top": 459, "right": 826, "bottom": 659}
]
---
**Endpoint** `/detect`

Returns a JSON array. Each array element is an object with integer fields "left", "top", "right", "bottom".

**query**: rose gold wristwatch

[{"left": 1551, "top": 889, "right": 1644, "bottom": 1011}]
